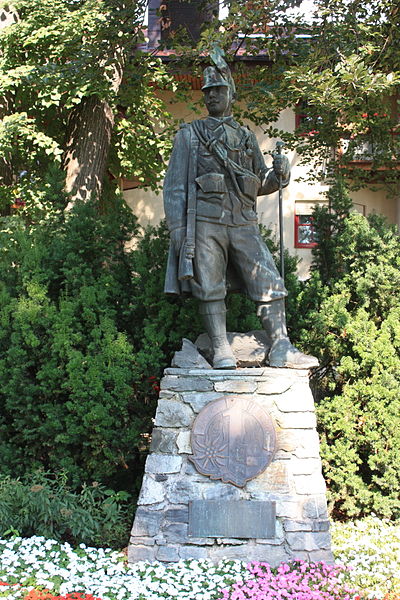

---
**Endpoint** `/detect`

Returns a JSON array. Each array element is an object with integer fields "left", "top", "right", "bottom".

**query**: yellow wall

[{"left": 123, "top": 92, "right": 400, "bottom": 278}]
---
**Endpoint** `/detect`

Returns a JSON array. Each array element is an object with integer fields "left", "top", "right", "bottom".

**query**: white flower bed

[
  {"left": 0, "top": 536, "right": 247, "bottom": 600},
  {"left": 0, "top": 518, "right": 399, "bottom": 600},
  {"left": 331, "top": 516, "right": 400, "bottom": 599}
]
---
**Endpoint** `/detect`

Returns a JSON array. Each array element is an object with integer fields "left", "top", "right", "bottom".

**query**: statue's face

[{"left": 204, "top": 85, "right": 231, "bottom": 118}]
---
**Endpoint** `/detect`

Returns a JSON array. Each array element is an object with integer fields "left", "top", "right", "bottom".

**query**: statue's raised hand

[{"left": 272, "top": 154, "right": 290, "bottom": 179}]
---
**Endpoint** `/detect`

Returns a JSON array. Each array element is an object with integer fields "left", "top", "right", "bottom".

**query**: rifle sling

[{"left": 185, "top": 125, "right": 199, "bottom": 259}]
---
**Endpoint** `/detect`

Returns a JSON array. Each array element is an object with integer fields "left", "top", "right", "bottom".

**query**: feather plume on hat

[{"left": 209, "top": 45, "right": 236, "bottom": 96}]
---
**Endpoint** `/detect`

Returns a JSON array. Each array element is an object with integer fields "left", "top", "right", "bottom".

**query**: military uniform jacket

[
  {"left": 163, "top": 116, "right": 290, "bottom": 294},
  {"left": 163, "top": 116, "right": 289, "bottom": 232}
]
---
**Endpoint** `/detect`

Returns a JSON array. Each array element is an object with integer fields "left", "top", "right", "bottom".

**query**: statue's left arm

[
  {"left": 164, "top": 126, "right": 191, "bottom": 230},
  {"left": 249, "top": 132, "right": 290, "bottom": 195}
]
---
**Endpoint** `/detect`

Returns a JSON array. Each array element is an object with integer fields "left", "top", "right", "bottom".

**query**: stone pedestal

[{"left": 128, "top": 366, "right": 333, "bottom": 564}]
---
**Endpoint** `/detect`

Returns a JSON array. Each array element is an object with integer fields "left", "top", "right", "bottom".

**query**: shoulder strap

[{"left": 191, "top": 119, "right": 259, "bottom": 183}]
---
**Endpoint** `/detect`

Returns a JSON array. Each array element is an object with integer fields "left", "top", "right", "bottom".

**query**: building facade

[{"left": 123, "top": 4, "right": 400, "bottom": 278}]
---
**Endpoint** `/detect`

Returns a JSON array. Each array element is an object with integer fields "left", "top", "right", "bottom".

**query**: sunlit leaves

[
  {"left": 0, "top": 0, "right": 178, "bottom": 202},
  {"left": 211, "top": 0, "right": 400, "bottom": 190},
  {"left": 0, "top": 112, "right": 63, "bottom": 170}
]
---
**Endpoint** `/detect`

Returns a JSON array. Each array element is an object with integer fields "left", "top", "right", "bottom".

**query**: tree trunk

[
  {"left": 0, "top": 94, "right": 13, "bottom": 188},
  {"left": 63, "top": 43, "right": 125, "bottom": 209},
  {"left": 63, "top": 95, "right": 115, "bottom": 208}
]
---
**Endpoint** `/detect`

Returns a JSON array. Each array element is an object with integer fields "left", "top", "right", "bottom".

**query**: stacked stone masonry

[{"left": 128, "top": 367, "right": 333, "bottom": 564}]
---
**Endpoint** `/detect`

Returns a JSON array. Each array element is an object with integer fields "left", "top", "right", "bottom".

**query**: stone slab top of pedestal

[
  {"left": 171, "top": 336, "right": 317, "bottom": 373},
  {"left": 164, "top": 367, "right": 311, "bottom": 378}
]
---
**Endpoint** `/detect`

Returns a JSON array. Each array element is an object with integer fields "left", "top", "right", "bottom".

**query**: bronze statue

[{"left": 164, "top": 55, "right": 318, "bottom": 370}]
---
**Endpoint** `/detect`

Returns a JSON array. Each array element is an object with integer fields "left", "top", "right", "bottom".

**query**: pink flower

[{"left": 219, "top": 561, "right": 359, "bottom": 600}]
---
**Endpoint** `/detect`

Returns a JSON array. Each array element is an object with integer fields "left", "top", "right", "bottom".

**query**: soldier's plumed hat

[
  {"left": 202, "top": 66, "right": 230, "bottom": 90},
  {"left": 202, "top": 47, "right": 237, "bottom": 97}
]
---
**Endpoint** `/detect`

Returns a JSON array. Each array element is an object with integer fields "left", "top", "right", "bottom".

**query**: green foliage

[
  {"left": 0, "top": 113, "right": 63, "bottom": 174},
  {"left": 0, "top": 471, "right": 131, "bottom": 548},
  {"left": 309, "top": 176, "right": 354, "bottom": 285},
  {"left": 194, "top": 0, "right": 400, "bottom": 192},
  {"left": 0, "top": 0, "right": 145, "bottom": 105},
  {"left": 280, "top": 49, "right": 400, "bottom": 187},
  {"left": 0, "top": 0, "right": 178, "bottom": 206},
  {"left": 0, "top": 193, "right": 146, "bottom": 491},
  {"left": 296, "top": 181, "right": 400, "bottom": 519}
]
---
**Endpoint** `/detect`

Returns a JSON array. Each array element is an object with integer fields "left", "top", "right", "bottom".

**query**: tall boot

[
  {"left": 258, "top": 300, "right": 319, "bottom": 369},
  {"left": 200, "top": 300, "right": 236, "bottom": 369}
]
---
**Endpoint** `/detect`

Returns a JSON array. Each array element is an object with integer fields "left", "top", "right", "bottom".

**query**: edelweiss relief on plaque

[{"left": 189, "top": 396, "right": 276, "bottom": 487}]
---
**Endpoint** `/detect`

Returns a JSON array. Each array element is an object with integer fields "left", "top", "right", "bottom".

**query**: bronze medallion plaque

[{"left": 190, "top": 396, "right": 276, "bottom": 487}]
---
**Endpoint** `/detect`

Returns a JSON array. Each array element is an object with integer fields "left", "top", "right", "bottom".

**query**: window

[
  {"left": 294, "top": 201, "right": 326, "bottom": 248},
  {"left": 294, "top": 200, "right": 366, "bottom": 248},
  {"left": 295, "top": 214, "right": 317, "bottom": 248}
]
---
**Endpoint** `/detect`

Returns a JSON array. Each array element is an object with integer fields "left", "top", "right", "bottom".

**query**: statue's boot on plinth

[
  {"left": 258, "top": 300, "right": 319, "bottom": 369},
  {"left": 200, "top": 300, "right": 236, "bottom": 369}
]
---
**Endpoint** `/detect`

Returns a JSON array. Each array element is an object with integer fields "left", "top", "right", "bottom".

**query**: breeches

[{"left": 189, "top": 221, "right": 287, "bottom": 302}]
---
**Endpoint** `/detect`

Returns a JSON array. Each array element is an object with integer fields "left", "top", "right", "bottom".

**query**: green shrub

[
  {"left": 0, "top": 194, "right": 147, "bottom": 491},
  {"left": 296, "top": 179, "right": 400, "bottom": 519},
  {"left": 0, "top": 471, "right": 131, "bottom": 548}
]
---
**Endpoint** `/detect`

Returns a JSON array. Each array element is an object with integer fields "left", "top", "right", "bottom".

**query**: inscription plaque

[
  {"left": 189, "top": 500, "right": 276, "bottom": 538},
  {"left": 190, "top": 396, "right": 276, "bottom": 487}
]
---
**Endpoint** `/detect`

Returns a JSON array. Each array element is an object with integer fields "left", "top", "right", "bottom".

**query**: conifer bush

[
  {"left": 0, "top": 185, "right": 147, "bottom": 492},
  {"left": 297, "top": 179, "right": 400, "bottom": 519}
]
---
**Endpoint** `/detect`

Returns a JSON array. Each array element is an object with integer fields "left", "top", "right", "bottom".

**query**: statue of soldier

[{"left": 164, "top": 58, "right": 318, "bottom": 371}]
